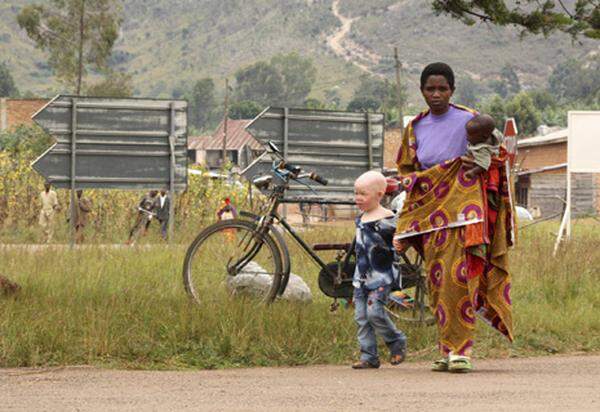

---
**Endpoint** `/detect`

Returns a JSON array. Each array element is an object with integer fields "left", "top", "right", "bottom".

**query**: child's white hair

[{"left": 355, "top": 170, "right": 387, "bottom": 193}]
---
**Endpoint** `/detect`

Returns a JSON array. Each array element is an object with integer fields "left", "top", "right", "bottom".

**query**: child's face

[
  {"left": 354, "top": 183, "right": 382, "bottom": 212},
  {"left": 466, "top": 125, "right": 487, "bottom": 145}
]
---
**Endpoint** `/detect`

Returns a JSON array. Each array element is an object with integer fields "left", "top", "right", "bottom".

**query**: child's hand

[
  {"left": 464, "top": 165, "right": 485, "bottom": 180},
  {"left": 393, "top": 238, "right": 406, "bottom": 253},
  {"left": 461, "top": 155, "right": 475, "bottom": 165}
]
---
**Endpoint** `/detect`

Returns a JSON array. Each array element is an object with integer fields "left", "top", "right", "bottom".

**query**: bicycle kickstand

[{"left": 330, "top": 298, "right": 339, "bottom": 312}]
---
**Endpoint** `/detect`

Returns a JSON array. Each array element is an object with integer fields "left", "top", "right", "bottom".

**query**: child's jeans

[{"left": 354, "top": 284, "right": 407, "bottom": 365}]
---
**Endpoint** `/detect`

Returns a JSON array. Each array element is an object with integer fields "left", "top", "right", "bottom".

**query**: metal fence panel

[
  {"left": 243, "top": 107, "right": 384, "bottom": 203},
  {"left": 31, "top": 95, "right": 188, "bottom": 191}
]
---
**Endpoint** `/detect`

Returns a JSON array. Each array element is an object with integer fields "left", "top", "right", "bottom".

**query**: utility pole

[
  {"left": 394, "top": 47, "right": 404, "bottom": 134},
  {"left": 222, "top": 78, "right": 229, "bottom": 166}
]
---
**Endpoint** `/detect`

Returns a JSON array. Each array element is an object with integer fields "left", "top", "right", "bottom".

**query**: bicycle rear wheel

[{"left": 183, "top": 219, "right": 283, "bottom": 306}]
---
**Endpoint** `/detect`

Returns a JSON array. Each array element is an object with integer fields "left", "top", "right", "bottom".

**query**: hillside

[{"left": 1, "top": 0, "right": 598, "bottom": 107}]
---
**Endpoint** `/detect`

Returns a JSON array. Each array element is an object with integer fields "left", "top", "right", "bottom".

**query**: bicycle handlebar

[
  {"left": 276, "top": 161, "right": 328, "bottom": 186},
  {"left": 309, "top": 172, "right": 328, "bottom": 186}
]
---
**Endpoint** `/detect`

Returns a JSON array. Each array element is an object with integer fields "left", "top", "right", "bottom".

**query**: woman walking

[{"left": 394, "top": 63, "right": 514, "bottom": 372}]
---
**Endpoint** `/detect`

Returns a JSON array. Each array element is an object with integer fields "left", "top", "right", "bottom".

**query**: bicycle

[
  {"left": 127, "top": 207, "right": 157, "bottom": 245},
  {"left": 182, "top": 142, "right": 434, "bottom": 324}
]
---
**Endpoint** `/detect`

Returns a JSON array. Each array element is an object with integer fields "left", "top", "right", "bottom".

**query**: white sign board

[
  {"left": 568, "top": 111, "right": 600, "bottom": 173},
  {"left": 554, "top": 110, "right": 600, "bottom": 254}
]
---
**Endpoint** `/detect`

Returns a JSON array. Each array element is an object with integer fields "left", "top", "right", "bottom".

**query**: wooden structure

[{"left": 516, "top": 128, "right": 600, "bottom": 217}]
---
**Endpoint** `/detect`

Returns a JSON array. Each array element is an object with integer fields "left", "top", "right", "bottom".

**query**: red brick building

[{"left": 0, "top": 98, "right": 48, "bottom": 131}]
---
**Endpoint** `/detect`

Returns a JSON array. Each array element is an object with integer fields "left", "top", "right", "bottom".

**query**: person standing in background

[
  {"left": 39, "top": 181, "right": 60, "bottom": 243},
  {"left": 74, "top": 190, "right": 92, "bottom": 244},
  {"left": 154, "top": 188, "right": 170, "bottom": 241}
]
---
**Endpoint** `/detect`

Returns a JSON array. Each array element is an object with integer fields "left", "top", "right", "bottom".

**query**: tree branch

[{"left": 556, "top": 0, "right": 575, "bottom": 19}]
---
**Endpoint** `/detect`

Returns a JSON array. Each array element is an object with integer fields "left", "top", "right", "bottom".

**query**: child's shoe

[
  {"left": 390, "top": 347, "right": 406, "bottom": 365},
  {"left": 351, "top": 360, "right": 380, "bottom": 369}
]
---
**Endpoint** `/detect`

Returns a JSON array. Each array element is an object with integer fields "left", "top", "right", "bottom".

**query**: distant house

[
  {"left": 188, "top": 119, "right": 264, "bottom": 169},
  {"left": 187, "top": 135, "right": 211, "bottom": 164},
  {"left": 516, "top": 128, "right": 600, "bottom": 217},
  {"left": 0, "top": 98, "right": 49, "bottom": 131}
]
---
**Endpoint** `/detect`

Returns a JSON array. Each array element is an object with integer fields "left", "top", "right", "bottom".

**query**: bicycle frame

[{"left": 247, "top": 173, "right": 349, "bottom": 281}]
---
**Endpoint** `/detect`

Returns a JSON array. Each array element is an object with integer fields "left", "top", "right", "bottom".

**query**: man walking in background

[
  {"left": 126, "top": 190, "right": 158, "bottom": 245},
  {"left": 39, "top": 181, "right": 59, "bottom": 243},
  {"left": 74, "top": 190, "right": 92, "bottom": 244},
  {"left": 154, "top": 188, "right": 170, "bottom": 241}
]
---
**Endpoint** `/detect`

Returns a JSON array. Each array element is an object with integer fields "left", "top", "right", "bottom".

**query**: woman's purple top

[{"left": 413, "top": 106, "right": 475, "bottom": 170}]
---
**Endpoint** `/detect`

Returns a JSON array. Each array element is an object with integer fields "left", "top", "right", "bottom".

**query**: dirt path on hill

[{"left": 327, "top": 0, "right": 382, "bottom": 74}]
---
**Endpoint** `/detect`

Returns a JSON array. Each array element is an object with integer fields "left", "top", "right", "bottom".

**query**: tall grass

[{"left": 0, "top": 220, "right": 599, "bottom": 369}]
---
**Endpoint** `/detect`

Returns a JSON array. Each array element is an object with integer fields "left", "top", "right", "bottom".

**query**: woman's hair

[{"left": 420, "top": 62, "right": 455, "bottom": 90}]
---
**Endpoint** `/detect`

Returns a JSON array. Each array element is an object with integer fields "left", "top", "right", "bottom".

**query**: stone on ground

[{"left": 226, "top": 261, "right": 312, "bottom": 302}]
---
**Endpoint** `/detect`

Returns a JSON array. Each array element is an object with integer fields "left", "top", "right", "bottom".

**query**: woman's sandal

[
  {"left": 431, "top": 358, "right": 449, "bottom": 372},
  {"left": 448, "top": 355, "right": 473, "bottom": 373}
]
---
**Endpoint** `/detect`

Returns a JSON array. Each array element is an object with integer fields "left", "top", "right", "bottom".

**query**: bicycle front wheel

[{"left": 183, "top": 219, "right": 283, "bottom": 306}]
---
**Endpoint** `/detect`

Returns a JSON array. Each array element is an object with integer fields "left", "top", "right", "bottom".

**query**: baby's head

[
  {"left": 466, "top": 114, "right": 496, "bottom": 145},
  {"left": 354, "top": 171, "right": 387, "bottom": 212}
]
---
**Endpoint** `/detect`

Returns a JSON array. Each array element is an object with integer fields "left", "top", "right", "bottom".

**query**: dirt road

[
  {"left": 2, "top": 355, "right": 599, "bottom": 411},
  {"left": 327, "top": 0, "right": 381, "bottom": 74}
]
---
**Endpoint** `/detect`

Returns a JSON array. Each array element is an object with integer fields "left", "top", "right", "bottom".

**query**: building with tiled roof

[{"left": 188, "top": 118, "right": 264, "bottom": 169}]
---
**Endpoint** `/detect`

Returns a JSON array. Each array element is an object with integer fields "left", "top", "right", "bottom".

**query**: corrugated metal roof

[
  {"left": 202, "top": 119, "right": 263, "bottom": 151},
  {"left": 517, "top": 128, "right": 567, "bottom": 148},
  {"left": 188, "top": 135, "right": 212, "bottom": 150}
]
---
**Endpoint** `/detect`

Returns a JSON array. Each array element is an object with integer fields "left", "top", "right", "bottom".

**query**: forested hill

[{"left": 1, "top": 0, "right": 598, "bottom": 105}]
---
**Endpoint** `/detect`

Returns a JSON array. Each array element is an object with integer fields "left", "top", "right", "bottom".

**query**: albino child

[{"left": 351, "top": 171, "right": 407, "bottom": 369}]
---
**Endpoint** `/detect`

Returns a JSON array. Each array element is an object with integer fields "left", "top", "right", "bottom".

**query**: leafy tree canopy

[
  {"left": 186, "top": 78, "right": 217, "bottom": 130},
  {"left": 433, "top": 0, "right": 600, "bottom": 39},
  {"left": 84, "top": 71, "right": 132, "bottom": 97},
  {"left": 17, "top": 0, "right": 122, "bottom": 93},
  {"left": 229, "top": 100, "right": 262, "bottom": 120},
  {"left": 0, "top": 62, "right": 19, "bottom": 97},
  {"left": 234, "top": 53, "right": 316, "bottom": 106}
]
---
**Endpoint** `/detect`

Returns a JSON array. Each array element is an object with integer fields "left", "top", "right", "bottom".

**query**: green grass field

[{"left": 1, "top": 219, "right": 599, "bottom": 369}]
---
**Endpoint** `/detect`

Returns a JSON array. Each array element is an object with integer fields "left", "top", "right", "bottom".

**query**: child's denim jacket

[{"left": 353, "top": 214, "right": 399, "bottom": 290}]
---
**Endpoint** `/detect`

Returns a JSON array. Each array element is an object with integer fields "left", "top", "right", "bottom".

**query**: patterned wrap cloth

[{"left": 396, "top": 104, "right": 514, "bottom": 356}]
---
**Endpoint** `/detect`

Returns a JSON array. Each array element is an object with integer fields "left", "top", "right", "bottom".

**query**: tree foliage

[
  {"left": 500, "top": 64, "right": 521, "bottom": 95},
  {"left": 17, "top": 0, "right": 122, "bottom": 94},
  {"left": 432, "top": 0, "right": 600, "bottom": 39},
  {"left": 186, "top": 78, "right": 218, "bottom": 130},
  {"left": 454, "top": 75, "right": 483, "bottom": 108},
  {"left": 347, "top": 74, "right": 407, "bottom": 114},
  {"left": 487, "top": 64, "right": 521, "bottom": 98},
  {"left": 548, "top": 56, "right": 600, "bottom": 102},
  {"left": 84, "top": 71, "right": 132, "bottom": 97},
  {"left": 0, "top": 125, "right": 53, "bottom": 156},
  {"left": 483, "top": 91, "right": 542, "bottom": 135},
  {"left": 0, "top": 62, "right": 19, "bottom": 97},
  {"left": 229, "top": 100, "right": 262, "bottom": 120},
  {"left": 270, "top": 52, "right": 317, "bottom": 106},
  {"left": 234, "top": 53, "right": 316, "bottom": 106},
  {"left": 346, "top": 96, "right": 381, "bottom": 112},
  {"left": 234, "top": 61, "right": 284, "bottom": 106}
]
